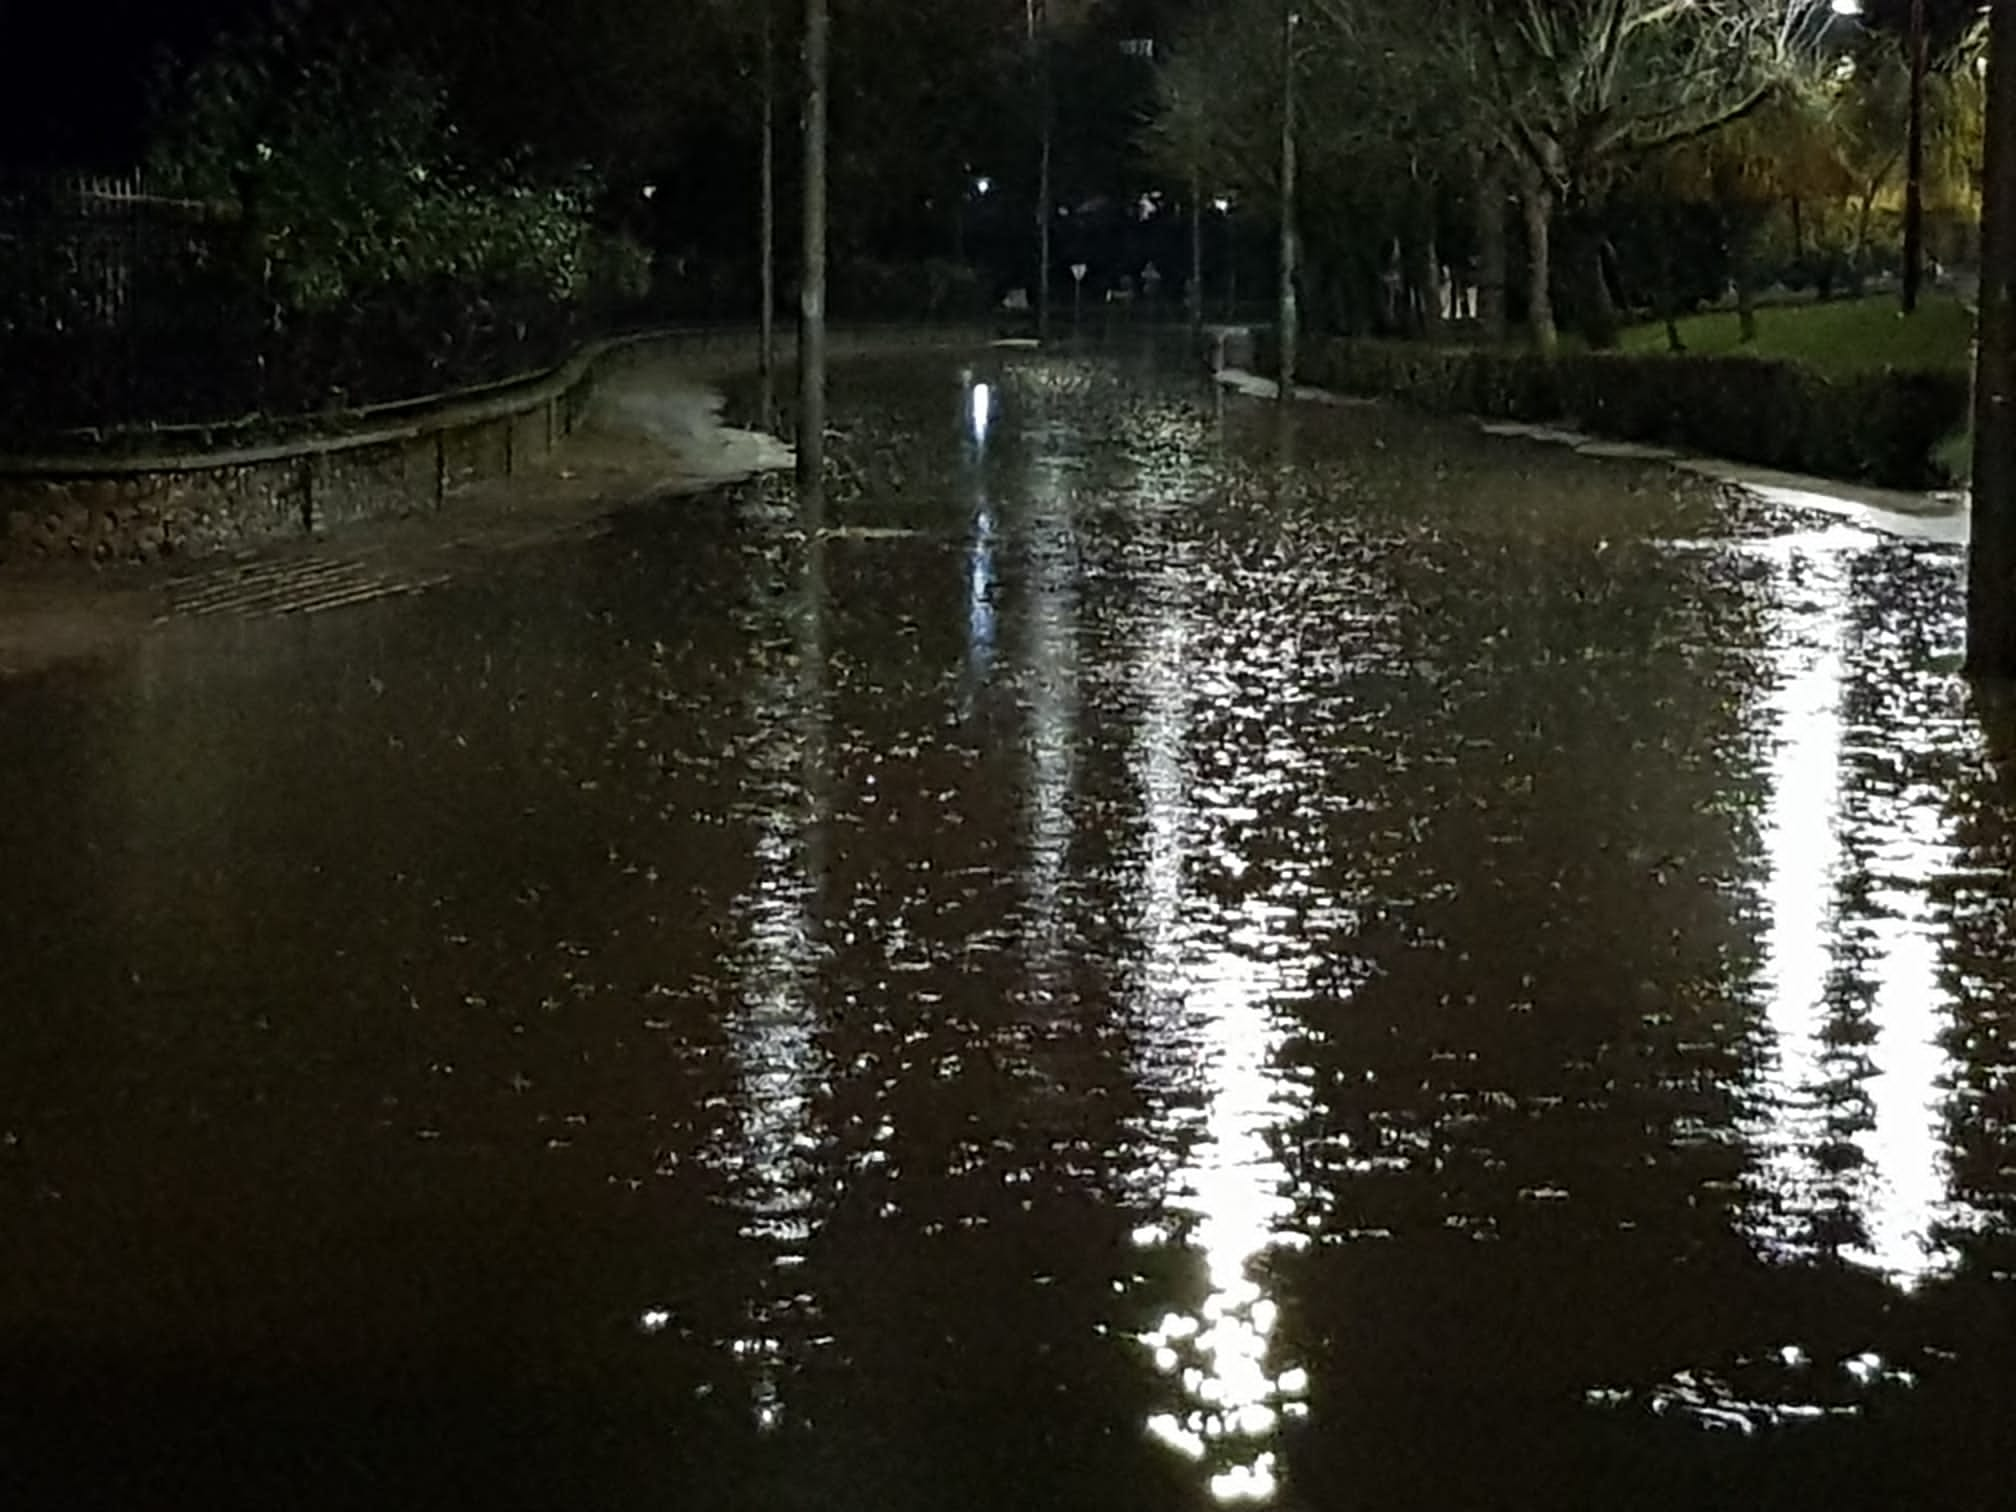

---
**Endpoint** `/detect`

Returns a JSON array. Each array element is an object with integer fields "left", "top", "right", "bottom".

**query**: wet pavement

[{"left": 2, "top": 342, "right": 2013, "bottom": 1510}]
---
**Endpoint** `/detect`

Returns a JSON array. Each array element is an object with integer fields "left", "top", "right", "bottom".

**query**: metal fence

[
  {"left": 0, "top": 173, "right": 621, "bottom": 448},
  {"left": 0, "top": 172, "right": 1023, "bottom": 448}
]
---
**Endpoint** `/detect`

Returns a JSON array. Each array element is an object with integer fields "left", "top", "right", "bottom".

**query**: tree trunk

[
  {"left": 1655, "top": 212, "right": 1686, "bottom": 353},
  {"left": 1575, "top": 219, "right": 1620, "bottom": 349},
  {"left": 1277, "top": 0, "right": 1299, "bottom": 402},
  {"left": 1030, "top": 0, "right": 1052, "bottom": 342},
  {"left": 758, "top": 0, "right": 777, "bottom": 423},
  {"left": 1904, "top": 0, "right": 1928, "bottom": 315},
  {"left": 1732, "top": 214, "right": 1759, "bottom": 344},
  {"left": 1474, "top": 147, "right": 1508, "bottom": 344},
  {"left": 1189, "top": 166, "right": 1204, "bottom": 337},
  {"left": 1969, "top": 0, "right": 2016, "bottom": 676},
  {"left": 797, "top": 0, "right": 829, "bottom": 524},
  {"left": 1854, "top": 187, "right": 1880, "bottom": 270},
  {"left": 1519, "top": 168, "right": 1557, "bottom": 356},
  {"left": 1790, "top": 196, "right": 1805, "bottom": 265},
  {"left": 1409, "top": 161, "right": 1444, "bottom": 342},
  {"left": 1037, "top": 117, "right": 1052, "bottom": 341}
]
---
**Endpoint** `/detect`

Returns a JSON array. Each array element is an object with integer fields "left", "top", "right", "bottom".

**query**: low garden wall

[
  {"left": 1291, "top": 339, "right": 1970, "bottom": 491},
  {"left": 0, "top": 331, "right": 634, "bottom": 566},
  {"left": 0, "top": 324, "right": 973, "bottom": 567}
]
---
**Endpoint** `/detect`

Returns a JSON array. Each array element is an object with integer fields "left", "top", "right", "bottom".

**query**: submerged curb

[{"left": 1214, "top": 366, "right": 1970, "bottom": 547}]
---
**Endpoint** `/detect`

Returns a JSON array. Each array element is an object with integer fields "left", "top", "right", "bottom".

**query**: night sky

[
  {"left": 0, "top": 0, "right": 1203, "bottom": 177},
  {"left": 0, "top": 0, "right": 268, "bottom": 171}
]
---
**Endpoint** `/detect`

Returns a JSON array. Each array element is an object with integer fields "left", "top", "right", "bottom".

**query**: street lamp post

[
  {"left": 758, "top": 0, "right": 776, "bottom": 422},
  {"left": 1027, "top": 0, "right": 1053, "bottom": 343},
  {"left": 1277, "top": 2, "right": 1299, "bottom": 407},
  {"left": 1214, "top": 197, "right": 1235, "bottom": 319},
  {"left": 798, "top": 0, "right": 829, "bottom": 523}
]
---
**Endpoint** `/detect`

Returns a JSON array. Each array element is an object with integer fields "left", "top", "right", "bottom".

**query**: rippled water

[{"left": 2, "top": 346, "right": 2012, "bottom": 1510}]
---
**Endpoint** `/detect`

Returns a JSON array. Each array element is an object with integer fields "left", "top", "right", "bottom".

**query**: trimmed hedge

[{"left": 1291, "top": 339, "right": 1969, "bottom": 490}]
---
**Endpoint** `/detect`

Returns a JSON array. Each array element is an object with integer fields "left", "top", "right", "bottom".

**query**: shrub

[
  {"left": 1296, "top": 339, "right": 1969, "bottom": 489},
  {"left": 587, "top": 231, "right": 654, "bottom": 306},
  {"left": 147, "top": 15, "right": 598, "bottom": 313}
]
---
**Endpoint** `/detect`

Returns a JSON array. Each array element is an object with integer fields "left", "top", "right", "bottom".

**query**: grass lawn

[{"left": 1615, "top": 293, "right": 1975, "bottom": 378}]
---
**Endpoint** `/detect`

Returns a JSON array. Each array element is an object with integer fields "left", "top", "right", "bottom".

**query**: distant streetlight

[{"left": 974, "top": 176, "right": 993, "bottom": 196}]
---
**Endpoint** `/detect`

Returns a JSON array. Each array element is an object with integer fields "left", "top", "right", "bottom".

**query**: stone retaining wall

[
  {"left": 0, "top": 323, "right": 996, "bottom": 567},
  {"left": 0, "top": 325, "right": 766, "bottom": 567}
]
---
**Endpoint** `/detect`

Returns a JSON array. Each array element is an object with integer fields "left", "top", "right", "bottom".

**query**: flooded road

[{"left": 2, "top": 344, "right": 2012, "bottom": 1510}]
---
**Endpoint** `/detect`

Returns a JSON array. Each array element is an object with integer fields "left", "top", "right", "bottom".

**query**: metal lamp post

[{"left": 1277, "top": 3, "right": 1299, "bottom": 407}]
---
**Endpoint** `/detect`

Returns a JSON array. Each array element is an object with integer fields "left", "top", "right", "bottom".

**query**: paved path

[{"left": 0, "top": 372, "right": 791, "bottom": 677}]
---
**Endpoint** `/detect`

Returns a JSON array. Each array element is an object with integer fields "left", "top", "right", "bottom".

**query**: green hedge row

[{"left": 1291, "top": 339, "right": 1969, "bottom": 490}]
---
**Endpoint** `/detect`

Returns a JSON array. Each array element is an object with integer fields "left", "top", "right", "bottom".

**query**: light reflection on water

[
  {"left": 965, "top": 373, "right": 998, "bottom": 691},
  {"left": 8, "top": 350, "right": 2013, "bottom": 1509},
  {"left": 1744, "top": 528, "right": 1969, "bottom": 1289},
  {"left": 1123, "top": 534, "right": 1310, "bottom": 1505},
  {"left": 716, "top": 549, "right": 831, "bottom": 1432},
  {"left": 1021, "top": 454, "right": 1079, "bottom": 994}
]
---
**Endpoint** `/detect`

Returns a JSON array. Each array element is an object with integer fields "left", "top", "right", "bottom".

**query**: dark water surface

[{"left": 3, "top": 347, "right": 2013, "bottom": 1510}]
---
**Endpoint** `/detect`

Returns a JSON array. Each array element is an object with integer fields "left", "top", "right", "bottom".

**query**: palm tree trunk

[
  {"left": 1969, "top": 0, "right": 2016, "bottom": 675},
  {"left": 1519, "top": 166, "right": 1557, "bottom": 356},
  {"left": 797, "top": 0, "right": 829, "bottom": 523}
]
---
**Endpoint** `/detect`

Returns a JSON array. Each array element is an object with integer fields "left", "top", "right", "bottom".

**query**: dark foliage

[{"left": 1296, "top": 339, "right": 1970, "bottom": 489}]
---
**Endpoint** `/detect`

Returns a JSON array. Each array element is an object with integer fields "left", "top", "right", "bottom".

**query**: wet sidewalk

[{"left": 0, "top": 369, "right": 793, "bottom": 678}]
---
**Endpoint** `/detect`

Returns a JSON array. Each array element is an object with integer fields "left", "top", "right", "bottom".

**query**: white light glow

[
  {"left": 1743, "top": 531, "right": 1962, "bottom": 1290},
  {"left": 1125, "top": 544, "right": 1310, "bottom": 1507}
]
